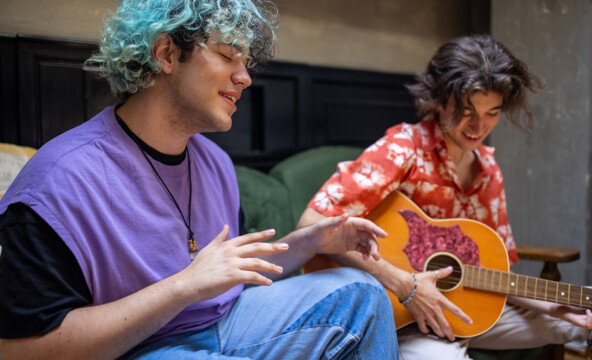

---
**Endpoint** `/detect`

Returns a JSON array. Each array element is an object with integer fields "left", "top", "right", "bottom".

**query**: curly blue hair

[{"left": 87, "top": 0, "right": 278, "bottom": 98}]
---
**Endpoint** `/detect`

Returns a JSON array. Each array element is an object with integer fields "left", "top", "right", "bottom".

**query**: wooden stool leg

[{"left": 541, "top": 262, "right": 560, "bottom": 282}]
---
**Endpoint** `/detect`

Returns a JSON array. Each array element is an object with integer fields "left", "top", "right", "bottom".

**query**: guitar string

[
  {"left": 402, "top": 263, "right": 591, "bottom": 309},
  {"left": 425, "top": 263, "right": 592, "bottom": 307}
]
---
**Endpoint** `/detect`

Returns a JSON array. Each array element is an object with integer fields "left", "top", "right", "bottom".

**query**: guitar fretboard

[{"left": 463, "top": 265, "right": 592, "bottom": 309}]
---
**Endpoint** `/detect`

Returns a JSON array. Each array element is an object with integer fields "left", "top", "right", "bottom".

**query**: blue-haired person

[{"left": 0, "top": 0, "right": 397, "bottom": 358}]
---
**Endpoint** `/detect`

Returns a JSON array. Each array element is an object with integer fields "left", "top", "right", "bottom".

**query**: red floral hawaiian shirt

[{"left": 308, "top": 117, "right": 519, "bottom": 264}]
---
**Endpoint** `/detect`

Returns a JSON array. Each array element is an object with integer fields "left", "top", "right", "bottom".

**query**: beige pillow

[{"left": 0, "top": 143, "right": 37, "bottom": 199}]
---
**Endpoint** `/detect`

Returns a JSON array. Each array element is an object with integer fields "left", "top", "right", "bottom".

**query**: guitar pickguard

[{"left": 400, "top": 210, "right": 482, "bottom": 272}]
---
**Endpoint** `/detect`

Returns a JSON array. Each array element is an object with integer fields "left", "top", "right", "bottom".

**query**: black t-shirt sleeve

[
  {"left": 238, "top": 205, "right": 248, "bottom": 236},
  {"left": 0, "top": 203, "right": 92, "bottom": 339}
]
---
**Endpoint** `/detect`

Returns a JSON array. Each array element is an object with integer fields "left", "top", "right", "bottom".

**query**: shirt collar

[
  {"left": 419, "top": 115, "right": 498, "bottom": 177},
  {"left": 416, "top": 115, "right": 445, "bottom": 151}
]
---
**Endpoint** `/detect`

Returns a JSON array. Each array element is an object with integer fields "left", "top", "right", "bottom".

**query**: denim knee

[
  {"left": 324, "top": 267, "right": 385, "bottom": 290},
  {"left": 305, "top": 267, "right": 392, "bottom": 322}
]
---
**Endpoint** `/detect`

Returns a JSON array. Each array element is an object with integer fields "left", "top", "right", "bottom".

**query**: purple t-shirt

[{"left": 0, "top": 106, "right": 243, "bottom": 343}]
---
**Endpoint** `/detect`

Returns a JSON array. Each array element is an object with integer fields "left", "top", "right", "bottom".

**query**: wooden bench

[{"left": 516, "top": 245, "right": 580, "bottom": 282}]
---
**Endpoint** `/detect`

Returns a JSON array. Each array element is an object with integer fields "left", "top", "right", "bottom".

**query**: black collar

[{"left": 114, "top": 105, "right": 186, "bottom": 166}]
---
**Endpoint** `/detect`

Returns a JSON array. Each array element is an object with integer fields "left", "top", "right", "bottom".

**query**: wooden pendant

[{"left": 188, "top": 239, "right": 198, "bottom": 259}]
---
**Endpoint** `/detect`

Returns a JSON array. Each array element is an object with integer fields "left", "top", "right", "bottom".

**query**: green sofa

[
  {"left": 236, "top": 145, "right": 365, "bottom": 239},
  {"left": 235, "top": 145, "right": 556, "bottom": 360}
]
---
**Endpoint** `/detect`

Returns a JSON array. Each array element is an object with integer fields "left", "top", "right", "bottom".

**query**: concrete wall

[
  {"left": 491, "top": 0, "right": 592, "bottom": 286},
  {"left": 0, "top": 0, "right": 117, "bottom": 41},
  {"left": 273, "top": 0, "right": 482, "bottom": 73},
  {"left": 0, "top": 0, "right": 481, "bottom": 75}
]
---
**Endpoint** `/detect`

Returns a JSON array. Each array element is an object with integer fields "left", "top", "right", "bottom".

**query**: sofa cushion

[
  {"left": 0, "top": 143, "right": 37, "bottom": 199},
  {"left": 268, "top": 146, "right": 364, "bottom": 225},
  {"left": 234, "top": 165, "right": 294, "bottom": 240}
]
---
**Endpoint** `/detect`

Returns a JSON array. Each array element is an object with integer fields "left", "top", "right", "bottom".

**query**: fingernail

[
  {"left": 266, "top": 229, "right": 276, "bottom": 235},
  {"left": 276, "top": 265, "right": 283, "bottom": 272},
  {"left": 278, "top": 243, "right": 289, "bottom": 250}
]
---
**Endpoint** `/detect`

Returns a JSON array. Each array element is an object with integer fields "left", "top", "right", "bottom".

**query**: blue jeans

[{"left": 121, "top": 268, "right": 397, "bottom": 359}]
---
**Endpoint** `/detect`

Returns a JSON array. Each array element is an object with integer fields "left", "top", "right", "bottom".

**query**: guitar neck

[{"left": 463, "top": 265, "right": 592, "bottom": 309}]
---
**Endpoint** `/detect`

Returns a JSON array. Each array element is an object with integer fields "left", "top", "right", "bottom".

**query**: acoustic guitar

[{"left": 304, "top": 190, "right": 592, "bottom": 337}]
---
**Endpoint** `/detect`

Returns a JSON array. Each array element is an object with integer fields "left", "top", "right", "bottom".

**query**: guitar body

[{"left": 304, "top": 190, "right": 510, "bottom": 338}]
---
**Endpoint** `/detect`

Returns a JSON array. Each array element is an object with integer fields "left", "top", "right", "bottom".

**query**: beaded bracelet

[{"left": 399, "top": 273, "right": 417, "bottom": 304}]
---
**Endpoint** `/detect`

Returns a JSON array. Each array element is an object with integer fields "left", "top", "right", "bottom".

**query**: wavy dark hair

[{"left": 406, "top": 34, "right": 545, "bottom": 132}]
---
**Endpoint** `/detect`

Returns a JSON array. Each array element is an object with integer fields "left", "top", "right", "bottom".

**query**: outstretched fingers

[
  {"left": 348, "top": 216, "right": 388, "bottom": 239},
  {"left": 207, "top": 226, "right": 288, "bottom": 259},
  {"left": 348, "top": 217, "right": 384, "bottom": 260},
  {"left": 316, "top": 213, "right": 350, "bottom": 231},
  {"left": 202, "top": 227, "right": 288, "bottom": 280},
  {"left": 232, "top": 241, "right": 287, "bottom": 287},
  {"left": 231, "top": 228, "right": 278, "bottom": 246},
  {"left": 230, "top": 229, "right": 290, "bottom": 259},
  {"left": 210, "top": 224, "right": 230, "bottom": 245},
  {"left": 586, "top": 309, "right": 592, "bottom": 329},
  {"left": 412, "top": 298, "right": 456, "bottom": 341},
  {"left": 306, "top": 214, "right": 384, "bottom": 260},
  {"left": 355, "top": 235, "right": 380, "bottom": 260},
  {"left": 239, "top": 257, "right": 284, "bottom": 276},
  {"left": 442, "top": 299, "right": 472, "bottom": 326},
  {"left": 435, "top": 267, "right": 473, "bottom": 326},
  {"left": 239, "top": 241, "right": 289, "bottom": 257},
  {"left": 556, "top": 306, "right": 592, "bottom": 329},
  {"left": 231, "top": 230, "right": 290, "bottom": 276}
]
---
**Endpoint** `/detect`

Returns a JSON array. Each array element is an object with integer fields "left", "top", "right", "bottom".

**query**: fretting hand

[
  {"left": 508, "top": 295, "right": 592, "bottom": 330},
  {"left": 550, "top": 305, "right": 592, "bottom": 329}
]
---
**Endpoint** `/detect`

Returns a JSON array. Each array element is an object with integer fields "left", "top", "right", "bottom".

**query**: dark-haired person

[
  {"left": 298, "top": 34, "right": 592, "bottom": 359},
  {"left": 0, "top": 0, "right": 397, "bottom": 359}
]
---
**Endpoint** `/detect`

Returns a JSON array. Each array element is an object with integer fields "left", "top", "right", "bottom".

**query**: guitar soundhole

[{"left": 424, "top": 253, "right": 463, "bottom": 292}]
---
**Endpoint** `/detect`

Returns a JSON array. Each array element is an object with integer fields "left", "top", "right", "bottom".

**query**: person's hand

[
  {"left": 180, "top": 225, "right": 289, "bottom": 302},
  {"left": 402, "top": 266, "right": 473, "bottom": 341},
  {"left": 550, "top": 304, "right": 592, "bottom": 329},
  {"left": 304, "top": 213, "right": 387, "bottom": 261}
]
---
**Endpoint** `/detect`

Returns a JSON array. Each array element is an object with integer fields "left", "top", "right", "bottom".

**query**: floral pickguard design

[{"left": 400, "top": 210, "right": 481, "bottom": 271}]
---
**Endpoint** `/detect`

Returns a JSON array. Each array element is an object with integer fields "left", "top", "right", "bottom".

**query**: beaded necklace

[{"left": 116, "top": 113, "right": 198, "bottom": 259}]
